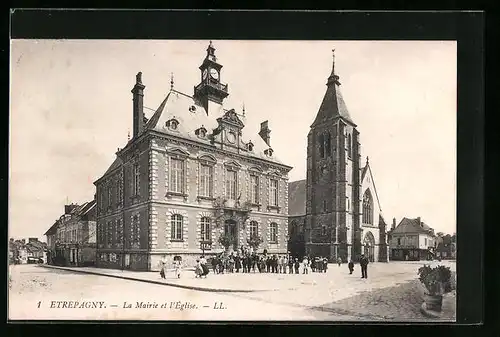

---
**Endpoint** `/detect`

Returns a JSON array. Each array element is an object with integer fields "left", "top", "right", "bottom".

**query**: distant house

[
  {"left": 287, "top": 180, "right": 306, "bottom": 258},
  {"left": 25, "top": 238, "right": 47, "bottom": 263},
  {"left": 45, "top": 199, "right": 97, "bottom": 267},
  {"left": 10, "top": 239, "right": 28, "bottom": 264},
  {"left": 388, "top": 217, "right": 436, "bottom": 261},
  {"left": 435, "top": 233, "right": 456, "bottom": 260}
]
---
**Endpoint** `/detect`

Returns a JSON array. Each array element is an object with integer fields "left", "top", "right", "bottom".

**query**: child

[
  {"left": 159, "top": 258, "right": 166, "bottom": 279},
  {"left": 348, "top": 259, "right": 354, "bottom": 274},
  {"left": 173, "top": 259, "right": 182, "bottom": 278},
  {"left": 194, "top": 259, "right": 203, "bottom": 278}
]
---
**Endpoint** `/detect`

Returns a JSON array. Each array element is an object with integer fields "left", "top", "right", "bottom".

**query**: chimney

[
  {"left": 65, "top": 204, "right": 78, "bottom": 214},
  {"left": 132, "top": 72, "right": 146, "bottom": 139},
  {"left": 417, "top": 217, "right": 422, "bottom": 226},
  {"left": 392, "top": 218, "right": 396, "bottom": 230},
  {"left": 259, "top": 121, "right": 271, "bottom": 146}
]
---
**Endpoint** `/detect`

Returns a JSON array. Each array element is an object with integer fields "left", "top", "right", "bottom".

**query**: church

[
  {"left": 93, "top": 42, "right": 292, "bottom": 271},
  {"left": 288, "top": 51, "right": 389, "bottom": 263}
]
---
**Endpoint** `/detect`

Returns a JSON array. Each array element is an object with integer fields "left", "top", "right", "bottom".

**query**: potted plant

[
  {"left": 417, "top": 264, "right": 452, "bottom": 311},
  {"left": 218, "top": 233, "right": 236, "bottom": 252}
]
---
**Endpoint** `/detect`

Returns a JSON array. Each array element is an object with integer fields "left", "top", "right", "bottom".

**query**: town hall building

[
  {"left": 288, "top": 52, "right": 389, "bottom": 263},
  {"left": 94, "top": 42, "right": 292, "bottom": 271}
]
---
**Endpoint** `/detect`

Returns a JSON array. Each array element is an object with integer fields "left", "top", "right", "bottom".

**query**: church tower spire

[
  {"left": 305, "top": 49, "right": 362, "bottom": 264},
  {"left": 311, "top": 49, "right": 355, "bottom": 127}
]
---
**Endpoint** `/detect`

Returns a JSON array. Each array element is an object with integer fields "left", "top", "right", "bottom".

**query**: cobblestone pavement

[
  {"left": 8, "top": 261, "right": 456, "bottom": 321},
  {"left": 8, "top": 265, "right": 354, "bottom": 321}
]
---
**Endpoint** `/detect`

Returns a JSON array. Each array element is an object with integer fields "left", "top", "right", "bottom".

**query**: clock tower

[{"left": 193, "top": 41, "right": 229, "bottom": 115}]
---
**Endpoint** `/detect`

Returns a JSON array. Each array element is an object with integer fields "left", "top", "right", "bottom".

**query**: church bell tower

[
  {"left": 305, "top": 50, "right": 362, "bottom": 263},
  {"left": 193, "top": 41, "right": 229, "bottom": 115}
]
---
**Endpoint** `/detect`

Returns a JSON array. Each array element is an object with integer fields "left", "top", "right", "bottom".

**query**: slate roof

[
  {"left": 144, "top": 89, "right": 287, "bottom": 165},
  {"left": 44, "top": 221, "right": 59, "bottom": 236},
  {"left": 312, "top": 59, "right": 355, "bottom": 127},
  {"left": 288, "top": 179, "right": 306, "bottom": 216},
  {"left": 391, "top": 217, "right": 435, "bottom": 235},
  {"left": 104, "top": 157, "right": 123, "bottom": 175}
]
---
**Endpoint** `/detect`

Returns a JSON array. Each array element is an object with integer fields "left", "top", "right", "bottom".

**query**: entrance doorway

[
  {"left": 224, "top": 219, "right": 238, "bottom": 250},
  {"left": 363, "top": 231, "right": 376, "bottom": 262}
]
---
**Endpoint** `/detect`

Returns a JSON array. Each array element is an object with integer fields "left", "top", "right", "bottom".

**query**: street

[{"left": 8, "top": 261, "right": 456, "bottom": 321}]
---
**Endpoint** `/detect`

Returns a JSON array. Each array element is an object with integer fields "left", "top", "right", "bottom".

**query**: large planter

[{"left": 424, "top": 293, "right": 443, "bottom": 311}]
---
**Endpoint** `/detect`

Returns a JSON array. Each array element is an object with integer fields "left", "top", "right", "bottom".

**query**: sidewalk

[{"left": 40, "top": 265, "right": 310, "bottom": 293}]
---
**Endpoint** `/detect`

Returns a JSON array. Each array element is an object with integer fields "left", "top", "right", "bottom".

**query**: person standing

[
  {"left": 173, "top": 258, "right": 182, "bottom": 278},
  {"left": 294, "top": 258, "right": 300, "bottom": 274},
  {"left": 323, "top": 257, "right": 328, "bottom": 273},
  {"left": 302, "top": 256, "right": 309, "bottom": 274},
  {"left": 348, "top": 259, "right": 354, "bottom": 274},
  {"left": 360, "top": 254, "right": 369, "bottom": 279},
  {"left": 288, "top": 256, "right": 294, "bottom": 274},
  {"left": 242, "top": 253, "right": 248, "bottom": 273},
  {"left": 337, "top": 257, "right": 342, "bottom": 267},
  {"left": 283, "top": 255, "right": 288, "bottom": 274},
  {"left": 159, "top": 256, "right": 167, "bottom": 279}
]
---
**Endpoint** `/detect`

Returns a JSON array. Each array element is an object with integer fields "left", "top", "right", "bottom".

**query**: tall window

[
  {"left": 200, "top": 217, "right": 211, "bottom": 242},
  {"left": 362, "top": 190, "right": 373, "bottom": 225},
  {"left": 199, "top": 164, "right": 213, "bottom": 197},
  {"left": 269, "top": 222, "right": 278, "bottom": 243},
  {"left": 130, "top": 215, "right": 140, "bottom": 247},
  {"left": 107, "top": 185, "right": 112, "bottom": 208},
  {"left": 323, "top": 200, "right": 327, "bottom": 212},
  {"left": 170, "top": 158, "right": 185, "bottom": 193},
  {"left": 269, "top": 179, "right": 279, "bottom": 206},
  {"left": 171, "top": 214, "right": 183, "bottom": 241},
  {"left": 117, "top": 178, "right": 123, "bottom": 205},
  {"left": 249, "top": 221, "right": 258, "bottom": 238},
  {"left": 116, "top": 219, "right": 123, "bottom": 246},
  {"left": 107, "top": 221, "right": 113, "bottom": 246},
  {"left": 318, "top": 134, "right": 325, "bottom": 158},
  {"left": 250, "top": 175, "right": 259, "bottom": 204},
  {"left": 325, "top": 132, "right": 331, "bottom": 157},
  {"left": 397, "top": 238, "right": 401, "bottom": 245},
  {"left": 133, "top": 164, "right": 140, "bottom": 196},
  {"left": 347, "top": 134, "right": 352, "bottom": 158},
  {"left": 226, "top": 169, "right": 237, "bottom": 200}
]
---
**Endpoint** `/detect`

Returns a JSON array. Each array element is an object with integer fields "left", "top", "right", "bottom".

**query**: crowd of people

[{"left": 158, "top": 248, "right": 371, "bottom": 279}]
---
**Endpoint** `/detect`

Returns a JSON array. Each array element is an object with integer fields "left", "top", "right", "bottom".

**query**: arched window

[
  {"left": 269, "top": 222, "right": 278, "bottom": 243},
  {"left": 347, "top": 134, "right": 352, "bottom": 158},
  {"left": 362, "top": 190, "right": 373, "bottom": 225},
  {"left": 249, "top": 221, "right": 258, "bottom": 238},
  {"left": 171, "top": 214, "right": 183, "bottom": 241},
  {"left": 325, "top": 132, "right": 331, "bottom": 157},
  {"left": 200, "top": 217, "right": 211, "bottom": 242},
  {"left": 318, "top": 134, "right": 325, "bottom": 158}
]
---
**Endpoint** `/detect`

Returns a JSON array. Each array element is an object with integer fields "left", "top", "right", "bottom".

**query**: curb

[{"left": 40, "top": 265, "right": 275, "bottom": 293}]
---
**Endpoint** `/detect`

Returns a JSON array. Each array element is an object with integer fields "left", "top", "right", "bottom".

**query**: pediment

[
  {"left": 198, "top": 154, "right": 217, "bottom": 164},
  {"left": 166, "top": 147, "right": 190, "bottom": 157},
  {"left": 224, "top": 160, "right": 242, "bottom": 169},
  {"left": 219, "top": 109, "right": 245, "bottom": 128}
]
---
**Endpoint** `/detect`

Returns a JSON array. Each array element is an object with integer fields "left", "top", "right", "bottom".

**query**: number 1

[{"left": 37, "top": 301, "right": 41, "bottom": 308}]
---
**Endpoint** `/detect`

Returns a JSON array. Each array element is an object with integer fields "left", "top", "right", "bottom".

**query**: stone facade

[
  {"left": 297, "top": 52, "right": 388, "bottom": 263},
  {"left": 94, "top": 42, "right": 292, "bottom": 271}
]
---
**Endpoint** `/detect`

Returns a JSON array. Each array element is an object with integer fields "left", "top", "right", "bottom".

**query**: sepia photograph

[{"left": 9, "top": 39, "right": 457, "bottom": 321}]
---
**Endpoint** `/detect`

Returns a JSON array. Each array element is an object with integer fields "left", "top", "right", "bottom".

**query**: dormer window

[
  {"left": 195, "top": 126, "right": 207, "bottom": 138},
  {"left": 247, "top": 141, "right": 254, "bottom": 152},
  {"left": 166, "top": 118, "right": 179, "bottom": 131},
  {"left": 189, "top": 105, "right": 197, "bottom": 113},
  {"left": 264, "top": 148, "right": 274, "bottom": 157}
]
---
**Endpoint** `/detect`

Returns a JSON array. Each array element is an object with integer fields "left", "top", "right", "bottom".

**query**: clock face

[
  {"left": 202, "top": 69, "right": 208, "bottom": 80},
  {"left": 226, "top": 131, "right": 236, "bottom": 144},
  {"left": 210, "top": 68, "right": 219, "bottom": 80}
]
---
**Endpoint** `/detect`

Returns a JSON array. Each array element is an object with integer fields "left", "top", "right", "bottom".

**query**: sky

[{"left": 9, "top": 40, "right": 457, "bottom": 240}]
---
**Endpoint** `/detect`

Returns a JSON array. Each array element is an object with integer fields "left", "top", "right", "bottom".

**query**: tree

[
  {"left": 218, "top": 232, "right": 236, "bottom": 252},
  {"left": 247, "top": 234, "right": 263, "bottom": 251}
]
